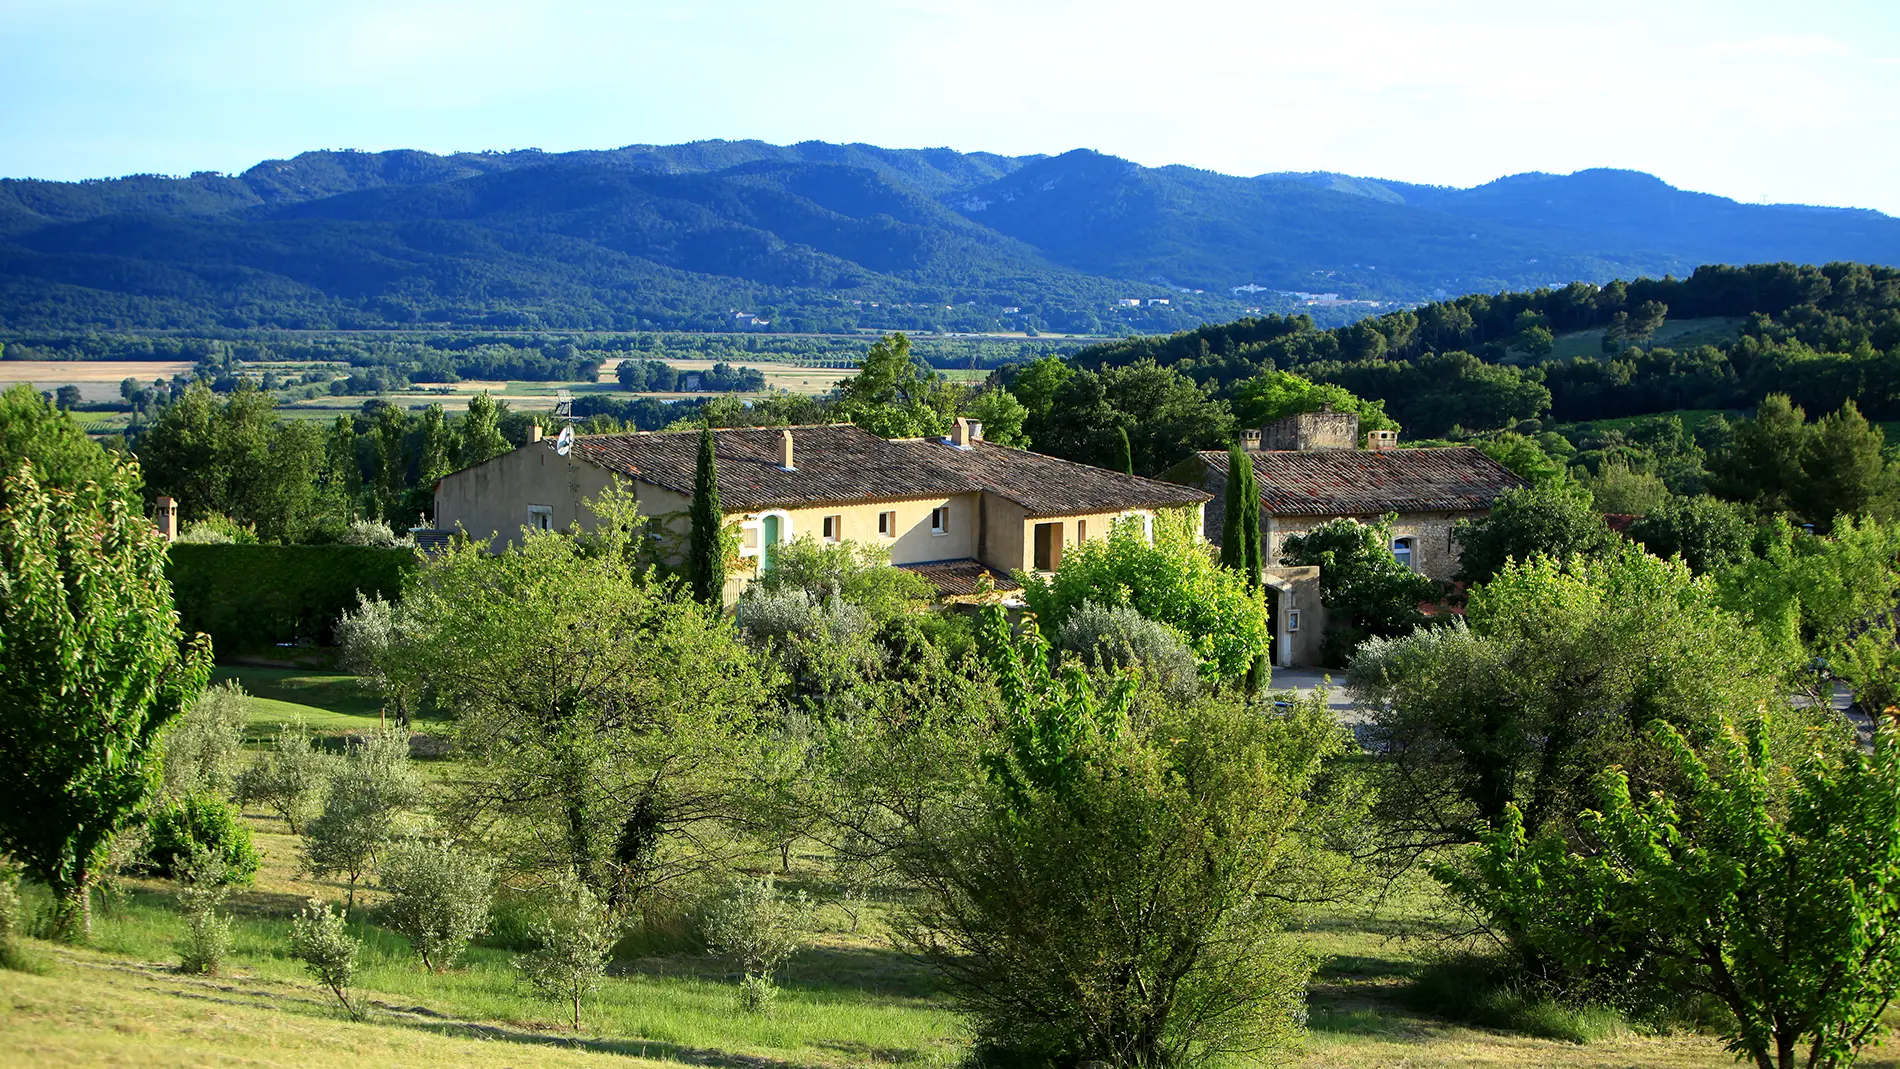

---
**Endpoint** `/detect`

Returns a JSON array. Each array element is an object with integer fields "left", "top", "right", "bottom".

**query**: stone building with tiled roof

[
  {"left": 1162, "top": 410, "right": 1525, "bottom": 668},
  {"left": 434, "top": 419, "right": 1209, "bottom": 603},
  {"left": 1163, "top": 412, "right": 1526, "bottom": 583}
]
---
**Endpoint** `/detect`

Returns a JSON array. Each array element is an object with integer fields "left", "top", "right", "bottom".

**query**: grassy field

[
  {"left": 2, "top": 673, "right": 1882, "bottom": 1069},
  {"left": 1531, "top": 316, "right": 1746, "bottom": 363}
]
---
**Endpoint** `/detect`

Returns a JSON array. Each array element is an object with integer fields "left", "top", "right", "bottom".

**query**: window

[
  {"left": 930, "top": 506, "right": 949, "bottom": 535},
  {"left": 528, "top": 505, "right": 553, "bottom": 532},
  {"left": 1077, "top": 519, "right": 1088, "bottom": 543},
  {"left": 1286, "top": 609, "right": 1302, "bottom": 633},
  {"left": 1033, "top": 521, "right": 1064, "bottom": 571},
  {"left": 878, "top": 510, "right": 897, "bottom": 537},
  {"left": 1117, "top": 510, "right": 1155, "bottom": 543},
  {"left": 1393, "top": 537, "right": 1416, "bottom": 571},
  {"left": 822, "top": 515, "right": 842, "bottom": 542}
]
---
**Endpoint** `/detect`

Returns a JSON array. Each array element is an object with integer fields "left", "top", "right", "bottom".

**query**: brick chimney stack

[
  {"left": 529, "top": 423, "right": 544, "bottom": 443},
  {"left": 155, "top": 497, "right": 179, "bottom": 542},
  {"left": 779, "top": 428, "right": 795, "bottom": 471}
]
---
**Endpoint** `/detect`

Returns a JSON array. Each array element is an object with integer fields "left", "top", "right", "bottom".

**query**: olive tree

[
  {"left": 378, "top": 839, "right": 497, "bottom": 971},
  {"left": 1457, "top": 718, "right": 1900, "bottom": 1069},
  {"left": 898, "top": 608, "right": 1345, "bottom": 1067},
  {"left": 1350, "top": 547, "right": 1805, "bottom": 859},
  {"left": 381, "top": 486, "right": 766, "bottom": 907},
  {"left": 0, "top": 464, "right": 212, "bottom": 940},
  {"left": 302, "top": 727, "right": 425, "bottom": 907}
]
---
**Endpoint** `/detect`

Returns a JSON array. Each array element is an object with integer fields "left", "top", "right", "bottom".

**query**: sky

[{"left": 4, "top": 0, "right": 1899, "bottom": 214}]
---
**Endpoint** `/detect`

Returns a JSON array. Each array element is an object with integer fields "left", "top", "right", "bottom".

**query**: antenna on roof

[
  {"left": 554, "top": 388, "right": 575, "bottom": 423},
  {"left": 555, "top": 425, "right": 574, "bottom": 457}
]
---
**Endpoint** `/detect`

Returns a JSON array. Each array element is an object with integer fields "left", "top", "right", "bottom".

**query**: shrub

[
  {"left": 165, "top": 543, "right": 417, "bottom": 652},
  {"left": 1020, "top": 509, "right": 1269, "bottom": 681},
  {"left": 518, "top": 874, "right": 620, "bottom": 1031},
  {"left": 176, "top": 513, "right": 258, "bottom": 545},
  {"left": 175, "top": 845, "right": 234, "bottom": 975},
  {"left": 1452, "top": 481, "right": 1619, "bottom": 584},
  {"left": 700, "top": 875, "right": 816, "bottom": 1011},
  {"left": 337, "top": 519, "right": 408, "bottom": 547},
  {"left": 236, "top": 718, "right": 336, "bottom": 834},
  {"left": 1280, "top": 514, "right": 1438, "bottom": 667},
  {"left": 1055, "top": 600, "right": 1201, "bottom": 701},
  {"left": 302, "top": 728, "right": 425, "bottom": 906},
  {"left": 161, "top": 680, "right": 251, "bottom": 800},
  {"left": 147, "top": 793, "right": 259, "bottom": 885},
  {"left": 377, "top": 840, "right": 497, "bottom": 971},
  {"left": 900, "top": 608, "right": 1341, "bottom": 1067},
  {"left": 750, "top": 536, "right": 935, "bottom": 622},
  {"left": 289, "top": 898, "right": 364, "bottom": 1020},
  {"left": 1626, "top": 494, "right": 1753, "bottom": 576}
]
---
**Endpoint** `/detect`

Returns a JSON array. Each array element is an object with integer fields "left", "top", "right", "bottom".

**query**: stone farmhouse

[
  {"left": 432, "top": 418, "right": 1210, "bottom": 604},
  {"left": 1163, "top": 408, "right": 1526, "bottom": 666}
]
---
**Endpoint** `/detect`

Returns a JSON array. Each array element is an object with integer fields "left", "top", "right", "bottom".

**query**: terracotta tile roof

[
  {"left": 571, "top": 424, "right": 1209, "bottom": 517},
  {"left": 887, "top": 438, "right": 1210, "bottom": 518},
  {"left": 1197, "top": 447, "right": 1525, "bottom": 516},
  {"left": 898, "top": 558, "right": 1023, "bottom": 598}
]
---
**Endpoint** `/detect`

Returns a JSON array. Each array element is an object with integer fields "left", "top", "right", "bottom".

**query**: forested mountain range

[{"left": 2, "top": 139, "right": 1897, "bottom": 335}]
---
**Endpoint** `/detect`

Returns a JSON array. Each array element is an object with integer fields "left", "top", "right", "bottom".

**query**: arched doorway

[{"left": 760, "top": 513, "right": 782, "bottom": 572}]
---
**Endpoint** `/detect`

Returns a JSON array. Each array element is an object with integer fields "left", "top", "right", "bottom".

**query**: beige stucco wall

[
  {"left": 733, "top": 492, "right": 982, "bottom": 569},
  {"left": 433, "top": 442, "right": 665, "bottom": 549},
  {"left": 1264, "top": 510, "right": 1479, "bottom": 584},
  {"left": 1263, "top": 565, "right": 1327, "bottom": 668},
  {"left": 982, "top": 500, "right": 1205, "bottom": 577}
]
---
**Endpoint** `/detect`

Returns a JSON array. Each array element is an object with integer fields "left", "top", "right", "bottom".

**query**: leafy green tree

[
  {"left": 1350, "top": 548, "right": 1801, "bottom": 857},
  {"left": 1791, "top": 400, "right": 1898, "bottom": 531},
  {"left": 1281, "top": 515, "right": 1437, "bottom": 664},
  {"left": 1579, "top": 462, "right": 1670, "bottom": 515},
  {"left": 1231, "top": 370, "right": 1400, "bottom": 437},
  {"left": 1476, "top": 432, "right": 1566, "bottom": 486},
  {"left": 1115, "top": 425, "right": 1134, "bottom": 475},
  {"left": 372, "top": 403, "right": 409, "bottom": 524},
  {"left": 899, "top": 608, "right": 1341, "bottom": 1067},
  {"left": 236, "top": 718, "right": 336, "bottom": 834},
  {"left": 1627, "top": 495, "right": 1754, "bottom": 575},
  {"left": 0, "top": 383, "right": 130, "bottom": 506},
  {"left": 1005, "top": 356, "right": 1075, "bottom": 442},
  {"left": 382, "top": 488, "right": 765, "bottom": 906},
  {"left": 138, "top": 384, "right": 324, "bottom": 541},
  {"left": 377, "top": 840, "right": 497, "bottom": 972},
  {"left": 961, "top": 387, "right": 1030, "bottom": 448},
  {"left": 1218, "top": 443, "right": 1261, "bottom": 585},
  {"left": 1710, "top": 394, "right": 1811, "bottom": 517},
  {"left": 0, "top": 464, "right": 212, "bottom": 939},
  {"left": 322, "top": 415, "right": 363, "bottom": 521},
  {"left": 836, "top": 333, "right": 956, "bottom": 438},
  {"left": 408, "top": 403, "right": 454, "bottom": 522},
  {"left": 747, "top": 536, "right": 935, "bottom": 624},
  {"left": 301, "top": 727, "right": 425, "bottom": 907},
  {"left": 1100, "top": 360, "right": 1234, "bottom": 474},
  {"left": 456, "top": 392, "right": 510, "bottom": 467},
  {"left": 1458, "top": 718, "right": 1900, "bottom": 1069},
  {"left": 1453, "top": 481, "right": 1620, "bottom": 584},
  {"left": 690, "top": 424, "right": 726, "bottom": 606},
  {"left": 53, "top": 384, "right": 81, "bottom": 411},
  {"left": 1022, "top": 509, "right": 1268, "bottom": 681}
]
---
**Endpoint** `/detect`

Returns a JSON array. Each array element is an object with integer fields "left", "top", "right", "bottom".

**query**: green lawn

[{"left": 208, "top": 667, "right": 440, "bottom": 736}]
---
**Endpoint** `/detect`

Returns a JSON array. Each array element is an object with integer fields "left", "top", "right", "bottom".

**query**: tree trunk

[
  {"left": 52, "top": 873, "right": 93, "bottom": 943},
  {"left": 1777, "top": 1029, "right": 1796, "bottom": 1069}
]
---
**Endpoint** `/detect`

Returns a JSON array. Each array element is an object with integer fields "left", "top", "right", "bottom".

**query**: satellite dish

[{"left": 555, "top": 425, "right": 574, "bottom": 456}]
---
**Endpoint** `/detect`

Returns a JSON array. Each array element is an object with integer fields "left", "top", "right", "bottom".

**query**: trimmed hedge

[{"left": 166, "top": 543, "right": 418, "bottom": 655}]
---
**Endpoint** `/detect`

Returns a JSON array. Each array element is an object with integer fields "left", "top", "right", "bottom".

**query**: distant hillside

[{"left": 2, "top": 140, "right": 1898, "bottom": 334}]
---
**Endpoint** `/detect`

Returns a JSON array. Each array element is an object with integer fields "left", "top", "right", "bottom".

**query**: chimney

[
  {"left": 1241, "top": 428, "right": 1262, "bottom": 452},
  {"left": 529, "top": 423, "right": 544, "bottom": 443},
  {"left": 949, "top": 418, "right": 971, "bottom": 448},
  {"left": 155, "top": 496, "right": 178, "bottom": 542},
  {"left": 1366, "top": 429, "right": 1399, "bottom": 452},
  {"left": 968, "top": 420, "right": 983, "bottom": 442},
  {"left": 779, "top": 428, "right": 795, "bottom": 471}
]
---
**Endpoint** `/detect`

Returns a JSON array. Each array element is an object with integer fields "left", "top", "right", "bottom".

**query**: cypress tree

[
  {"left": 690, "top": 425, "right": 725, "bottom": 606},
  {"left": 1219, "top": 443, "right": 1260, "bottom": 586},
  {"left": 1116, "top": 426, "right": 1135, "bottom": 476}
]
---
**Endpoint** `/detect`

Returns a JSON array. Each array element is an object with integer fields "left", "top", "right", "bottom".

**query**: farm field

[
  {"left": 1520, "top": 316, "right": 1746, "bottom": 362},
  {"left": 0, "top": 360, "right": 199, "bottom": 402}
]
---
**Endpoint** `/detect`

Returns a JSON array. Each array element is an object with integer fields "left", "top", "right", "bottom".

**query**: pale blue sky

[{"left": 5, "top": 0, "right": 1898, "bottom": 213}]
